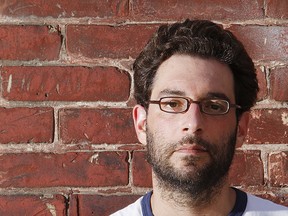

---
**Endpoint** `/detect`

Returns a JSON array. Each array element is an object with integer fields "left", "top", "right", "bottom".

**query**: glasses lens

[
  {"left": 160, "top": 97, "right": 188, "bottom": 113},
  {"left": 201, "top": 99, "right": 229, "bottom": 114}
]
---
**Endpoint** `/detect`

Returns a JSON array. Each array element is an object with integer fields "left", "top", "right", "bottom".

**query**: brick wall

[{"left": 0, "top": 0, "right": 287, "bottom": 215}]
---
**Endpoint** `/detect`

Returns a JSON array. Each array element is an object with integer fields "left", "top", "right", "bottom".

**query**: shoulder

[
  {"left": 243, "top": 193, "right": 288, "bottom": 216},
  {"left": 110, "top": 196, "right": 143, "bottom": 216}
]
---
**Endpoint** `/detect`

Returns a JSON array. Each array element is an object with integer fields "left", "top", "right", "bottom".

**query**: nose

[{"left": 181, "top": 102, "right": 203, "bottom": 134}]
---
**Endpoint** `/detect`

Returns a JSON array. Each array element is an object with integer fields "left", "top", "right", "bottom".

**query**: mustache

[{"left": 178, "top": 136, "right": 214, "bottom": 152}]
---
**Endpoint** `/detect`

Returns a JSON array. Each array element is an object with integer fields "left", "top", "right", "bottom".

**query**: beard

[{"left": 146, "top": 127, "right": 237, "bottom": 205}]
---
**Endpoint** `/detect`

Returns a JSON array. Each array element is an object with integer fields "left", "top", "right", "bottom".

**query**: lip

[{"left": 175, "top": 144, "right": 208, "bottom": 154}]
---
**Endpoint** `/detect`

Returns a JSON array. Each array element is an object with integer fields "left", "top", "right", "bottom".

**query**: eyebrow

[
  {"left": 158, "top": 89, "right": 186, "bottom": 97},
  {"left": 157, "top": 89, "right": 231, "bottom": 102},
  {"left": 206, "top": 92, "right": 231, "bottom": 102}
]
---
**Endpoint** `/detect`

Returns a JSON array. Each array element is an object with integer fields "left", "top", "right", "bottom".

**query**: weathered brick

[
  {"left": 259, "top": 192, "right": 288, "bottom": 207},
  {"left": 69, "top": 194, "right": 140, "bottom": 216},
  {"left": 1, "top": 66, "right": 130, "bottom": 102},
  {"left": 0, "top": 107, "right": 53, "bottom": 144},
  {"left": 59, "top": 108, "right": 138, "bottom": 144},
  {"left": 66, "top": 25, "right": 158, "bottom": 59},
  {"left": 246, "top": 109, "right": 288, "bottom": 144},
  {"left": 0, "top": 195, "right": 66, "bottom": 215},
  {"left": 0, "top": 25, "right": 61, "bottom": 60},
  {"left": 241, "top": 186, "right": 288, "bottom": 207},
  {"left": 132, "top": 151, "right": 152, "bottom": 187},
  {"left": 266, "top": 0, "right": 288, "bottom": 19},
  {"left": 228, "top": 25, "right": 288, "bottom": 61},
  {"left": 270, "top": 67, "right": 288, "bottom": 101},
  {"left": 0, "top": 0, "right": 286, "bottom": 210},
  {"left": 0, "top": 0, "right": 129, "bottom": 18},
  {"left": 256, "top": 66, "right": 268, "bottom": 100},
  {"left": 0, "top": 152, "right": 128, "bottom": 187},
  {"left": 269, "top": 151, "right": 288, "bottom": 187},
  {"left": 131, "top": 0, "right": 264, "bottom": 20},
  {"left": 229, "top": 150, "right": 264, "bottom": 186}
]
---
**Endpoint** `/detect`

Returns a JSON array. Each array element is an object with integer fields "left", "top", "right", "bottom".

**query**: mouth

[{"left": 175, "top": 144, "right": 208, "bottom": 155}]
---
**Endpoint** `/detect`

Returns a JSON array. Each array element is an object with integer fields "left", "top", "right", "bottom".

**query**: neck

[{"left": 151, "top": 173, "right": 236, "bottom": 216}]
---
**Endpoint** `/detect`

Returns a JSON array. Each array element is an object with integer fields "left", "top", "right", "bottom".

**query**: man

[{"left": 111, "top": 19, "right": 288, "bottom": 215}]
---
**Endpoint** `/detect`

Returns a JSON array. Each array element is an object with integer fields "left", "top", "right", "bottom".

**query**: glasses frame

[{"left": 149, "top": 96, "right": 242, "bottom": 115}]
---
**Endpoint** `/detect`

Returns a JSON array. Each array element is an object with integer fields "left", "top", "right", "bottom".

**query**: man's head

[
  {"left": 132, "top": 19, "right": 259, "bottom": 204},
  {"left": 133, "top": 19, "right": 258, "bottom": 116}
]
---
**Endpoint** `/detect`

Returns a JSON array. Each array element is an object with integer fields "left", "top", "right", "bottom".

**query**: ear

[
  {"left": 236, "top": 111, "right": 250, "bottom": 148},
  {"left": 132, "top": 105, "right": 147, "bottom": 145}
]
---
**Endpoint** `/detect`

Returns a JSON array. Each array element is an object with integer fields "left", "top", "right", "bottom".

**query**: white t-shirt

[{"left": 111, "top": 188, "right": 288, "bottom": 216}]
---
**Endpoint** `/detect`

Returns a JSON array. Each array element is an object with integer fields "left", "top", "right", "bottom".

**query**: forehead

[{"left": 151, "top": 54, "right": 235, "bottom": 101}]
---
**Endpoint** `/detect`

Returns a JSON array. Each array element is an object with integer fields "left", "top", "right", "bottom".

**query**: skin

[{"left": 133, "top": 54, "right": 250, "bottom": 216}]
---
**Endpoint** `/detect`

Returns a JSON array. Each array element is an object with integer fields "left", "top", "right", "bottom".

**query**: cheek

[
  {"left": 147, "top": 114, "right": 176, "bottom": 145},
  {"left": 147, "top": 113, "right": 179, "bottom": 142},
  {"left": 147, "top": 109, "right": 171, "bottom": 130},
  {"left": 204, "top": 115, "right": 237, "bottom": 140}
]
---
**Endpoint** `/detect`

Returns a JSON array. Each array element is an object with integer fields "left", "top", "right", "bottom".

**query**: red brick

[
  {"left": 0, "top": 25, "right": 61, "bottom": 61},
  {"left": 131, "top": 0, "right": 264, "bottom": 20},
  {"left": 228, "top": 25, "right": 288, "bottom": 61},
  {"left": 0, "top": 0, "right": 129, "bottom": 18},
  {"left": 132, "top": 151, "right": 152, "bottom": 187},
  {"left": 59, "top": 108, "right": 138, "bottom": 144},
  {"left": 270, "top": 67, "right": 288, "bottom": 101},
  {"left": 268, "top": 151, "right": 288, "bottom": 187},
  {"left": 69, "top": 194, "right": 140, "bottom": 216},
  {"left": 66, "top": 25, "right": 158, "bottom": 59},
  {"left": 0, "top": 107, "right": 53, "bottom": 144},
  {"left": 246, "top": 109, "right": 288, "bottom": 144},
  {"left": 0, "top": 152, "right": 128, "bottom": 187},
  {"left": 241, "top": 187, "right": 288, "bottom": 207},
  {"left": 229, "top": 150, "right": 264, "bottom": 186},
  {"left": 256, "top": 66, "right": 268, "bottom": 100},
  {"left": 259, "top": 192, "right": 288, "bottom": 207},
  {"left": 0, "top": 195, "right": 66, "bottom": 215},
  {"left": 266, "top": 0, "right": 288, "bottom": 19},
  {"left": 1, "top": 66, "right": 130, "bottom": 102}
]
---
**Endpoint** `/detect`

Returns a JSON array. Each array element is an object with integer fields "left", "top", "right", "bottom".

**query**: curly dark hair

[{"left": 133, "top": 19, "right": 259, "bottom": 116}]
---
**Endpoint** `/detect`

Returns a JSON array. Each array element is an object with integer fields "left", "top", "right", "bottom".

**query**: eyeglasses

[{"left": 149, "top": 97, "right": 241, "bottom": 115}]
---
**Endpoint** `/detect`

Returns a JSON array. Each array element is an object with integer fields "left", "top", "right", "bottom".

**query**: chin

[{"left": 172, "top": 154, "right": 210, "bottom": 169}]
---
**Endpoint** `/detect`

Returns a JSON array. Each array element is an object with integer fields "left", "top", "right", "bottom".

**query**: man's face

[{"left": 143, "top": 54, "right": 240, "bottom": 194}]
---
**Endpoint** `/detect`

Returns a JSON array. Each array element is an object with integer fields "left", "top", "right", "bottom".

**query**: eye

[
  {"left": 160, "top": 98, "right": 186, "bottom": 112},
  {"left": 202, "top": 99, "right": 228, "bottom": 114},
  {"left": 209, "top": 103, "right": 222, "bottom": 111},
  {"left": 162, "top": 99, "right": 182, "bottom": 108}
]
